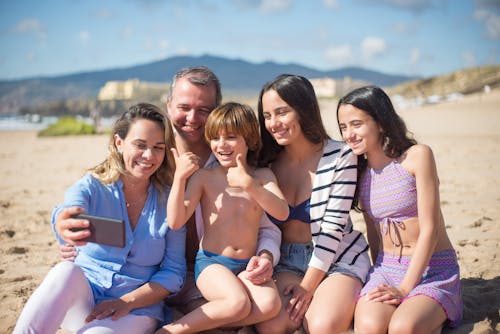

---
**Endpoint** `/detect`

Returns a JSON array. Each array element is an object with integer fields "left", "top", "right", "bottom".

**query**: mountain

[{"left": 0, "top": 54, "right": 417, "bottom": 114}]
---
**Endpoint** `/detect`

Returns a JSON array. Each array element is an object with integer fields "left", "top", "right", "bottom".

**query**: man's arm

[
  {"left": 243, "top": 214, "right": 281, "bottom": 284},
  {"left": 256, "top": 213, "right": 281, "bottom": 266}
]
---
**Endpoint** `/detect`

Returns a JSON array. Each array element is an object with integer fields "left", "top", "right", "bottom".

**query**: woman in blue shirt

[{"left": 14, "top": 103, "right": 186, "bottom": 334}]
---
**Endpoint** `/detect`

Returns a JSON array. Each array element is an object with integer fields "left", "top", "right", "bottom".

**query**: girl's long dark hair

[
  {"left": 336, "top": 85, "right": 417, "bottom": 210},
  {"left": 257, "top": 74, "right": 329, "bottom": 166}
]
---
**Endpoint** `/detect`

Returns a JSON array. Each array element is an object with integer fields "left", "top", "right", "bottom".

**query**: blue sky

[{"left": 1, "top": 0, "right": 498, "bottom": 81}]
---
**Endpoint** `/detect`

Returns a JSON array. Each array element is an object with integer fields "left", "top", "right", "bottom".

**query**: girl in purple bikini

[{"left": 337, "top": 86, "right": 463, "bottom": 333}]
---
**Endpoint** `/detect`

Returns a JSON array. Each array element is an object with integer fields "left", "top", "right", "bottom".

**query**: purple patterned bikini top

[{"left": 359, "top": 160, "right": 418, "bottom": 247}]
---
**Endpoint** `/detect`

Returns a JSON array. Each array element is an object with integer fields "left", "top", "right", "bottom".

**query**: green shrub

[{"left": 38, "top": 116, "right": 96, "bottom": 137}]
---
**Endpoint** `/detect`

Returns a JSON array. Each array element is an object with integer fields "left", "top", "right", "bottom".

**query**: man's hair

[{"left": 168, "top": 66, "right": 222, "bottom": 107}]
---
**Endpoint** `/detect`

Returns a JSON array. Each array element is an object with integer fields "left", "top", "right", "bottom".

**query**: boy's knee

[
  {"left": 227, "top": 292, "right": 251, "bottom": 320},
  {"left": 257, "top": 293, "right": 282, "bottom": 318}
]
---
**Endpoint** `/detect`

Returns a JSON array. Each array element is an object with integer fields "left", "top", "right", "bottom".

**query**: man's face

[{"left": 167, "top": 76, "right": 217, "bottom": 146}]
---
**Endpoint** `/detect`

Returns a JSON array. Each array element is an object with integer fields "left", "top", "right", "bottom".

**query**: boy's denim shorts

[{"left": 275, "top": 241, "right": 364, "bottom": 282}]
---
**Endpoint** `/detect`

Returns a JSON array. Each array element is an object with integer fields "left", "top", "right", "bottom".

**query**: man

[{"left": 163, "top": 66, "right": 281, "bottom": 324}]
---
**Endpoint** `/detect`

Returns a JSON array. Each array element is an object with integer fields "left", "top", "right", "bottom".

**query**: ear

[
  {"left": 114, "top": 134, "right": 123, "bottom": 153},
  {"left": 166, "top": 98, "right": 172, "bottom": 114}
]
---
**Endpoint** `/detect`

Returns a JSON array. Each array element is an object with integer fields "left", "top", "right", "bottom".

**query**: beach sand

[{"left": 1, "top": 90, "right": 499, "bottom": 333}]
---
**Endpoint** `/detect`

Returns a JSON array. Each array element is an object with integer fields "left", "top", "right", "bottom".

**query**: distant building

[
  {"left": 98, "top": 79, "right": 169, "bottom": 101},
  {"left": 310, "top": 77, "right": 368, "bottom": 98},
  {"left": 311, "top": 78, "right": 338, "bottom": 98}
]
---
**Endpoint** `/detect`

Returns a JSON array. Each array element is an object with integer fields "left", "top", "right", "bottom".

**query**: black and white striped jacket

[{"left": 309, "top": 139, "right": 370, "bottom": 273}]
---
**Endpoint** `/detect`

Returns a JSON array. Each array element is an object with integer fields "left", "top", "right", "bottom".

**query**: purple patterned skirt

[{"left": 360, "top": 249, "right": 463, "bottom": 327}]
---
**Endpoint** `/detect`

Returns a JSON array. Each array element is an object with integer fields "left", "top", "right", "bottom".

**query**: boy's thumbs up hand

[
  {"left": 235, "top": 153, "right": 244, "bottom": 167},
  {"left": 227, "top": 153, "right": 252, "bottom": 190}
]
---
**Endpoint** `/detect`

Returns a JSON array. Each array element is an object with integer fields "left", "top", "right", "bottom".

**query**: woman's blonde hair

[
  {"left": 88, "top": 103, "right": 175, "bottom": 195},
  {"left": 204, "top": 102, "right": 262, "bottom": 167}
]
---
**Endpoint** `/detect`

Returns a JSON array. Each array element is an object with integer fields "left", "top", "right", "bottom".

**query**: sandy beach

[{"left": 1, "top": 90, "right": 499, "bottom": 333}]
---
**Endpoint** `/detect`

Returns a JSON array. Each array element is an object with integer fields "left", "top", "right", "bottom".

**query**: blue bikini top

[{"left": 267, "top": 198, "right": 311, "bottom": 225}]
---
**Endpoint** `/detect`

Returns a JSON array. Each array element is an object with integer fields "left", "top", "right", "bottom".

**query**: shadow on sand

[{"left": 444, "top": 276, "right": 500, "bottom": 333}]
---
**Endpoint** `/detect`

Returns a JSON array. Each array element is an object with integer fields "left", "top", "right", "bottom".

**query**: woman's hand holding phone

[{"left": 55, "top": 207, "right": 91, "bottom": 246}]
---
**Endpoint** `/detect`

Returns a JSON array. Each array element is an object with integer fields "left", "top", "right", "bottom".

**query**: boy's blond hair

[{"left": 205, "top": 102, "right": 262, "bottom": 167}]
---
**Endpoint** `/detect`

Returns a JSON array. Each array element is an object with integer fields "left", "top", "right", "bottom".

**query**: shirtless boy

[{"left": 157, "top": 102, "right": 289, "bottom": 333}]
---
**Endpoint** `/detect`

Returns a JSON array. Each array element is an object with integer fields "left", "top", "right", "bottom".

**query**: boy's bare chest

[{"left": 202, "top": 185, "right": 261, "bottom": 220}]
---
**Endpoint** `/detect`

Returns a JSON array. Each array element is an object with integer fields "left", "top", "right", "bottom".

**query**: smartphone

[{"left": 71, "top": 213, "right": 125, "bottom": 248}]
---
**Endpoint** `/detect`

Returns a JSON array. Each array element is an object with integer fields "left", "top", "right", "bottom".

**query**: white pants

[{"left": 14, "top": 261, "right": 158, "bottom": 334}]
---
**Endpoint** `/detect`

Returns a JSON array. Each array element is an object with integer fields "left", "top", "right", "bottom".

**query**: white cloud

[
  {"left": 392, "top": 22, "right": 412, "bottom": 34},
  {"left": 462, "top": 51, "right": 477, "bottom": 67},
  {"left": 13, "top": 18, "right": 43, "bottom": 33},
  {"left": 12, "top": 18, "right": 47, "bottom": 40},
  {"left": 93, "top": 9, "right": 114, "bottom": 19},
  {"left": 323, "top": 0, "right": 339, "bottom": 9},
  {"left": 129, "top": 0, "right": 166, "bottom": 11},
  {"left": 409, "top": 47, "right": 420, "bottom": 65},
  {"left": 361, "top": 37, "right": 387, "bottom": 59},
  {"left": 159, "top": 39, "right": 169, "bottom": 50},
  {"left": 175, "top": 47, "right": 190, "bottom": 55},
  {"left": 474, "top": 10, "right": 500, "bottom": 39},
  {"left": 475, "top": 0, "right": 500, "bottom": 13},
  {"left": 79, "top": 31, "right": 90, "bottom": 45},
  {"left": 378, "top": 0, "right": 436, "bottom": 13},
  {"left": 143, "top": 39, "right": 153, "bottom": 50},
  {"left": 325, "top": 45, "right": 354, "bottom": 67},
  {"left": 260, "top": 0, "right": 292, "bottom": 13},
  {"left": 25, "top": 52, "right": 35, "bottom": 62},
  {"left": 121, "top": 26, "right": 134, "bottom": 39}
]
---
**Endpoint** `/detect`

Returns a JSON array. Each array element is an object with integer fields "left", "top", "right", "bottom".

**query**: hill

[
  {"left": 0, "top": 54, "right": 416, "bottom": 114},
  {"left": 386, "top": 65, "right": 500, "bottom": 98}
]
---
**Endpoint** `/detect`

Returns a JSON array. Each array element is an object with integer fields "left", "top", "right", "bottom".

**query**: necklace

[{"left": 125, "top": 191, "right": 148, "bottom": 208}]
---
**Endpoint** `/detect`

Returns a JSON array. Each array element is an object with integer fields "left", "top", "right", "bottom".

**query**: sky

[{"left": 0, "top": 0, "right": 499, "bottom": 81}]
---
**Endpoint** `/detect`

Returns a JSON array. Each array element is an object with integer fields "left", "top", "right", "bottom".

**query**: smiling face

[
  {"left": 337, "top": 103, "right": 383, "bottom": 156},
  {"left": 210, "top": 130, "right": 248, "bottom": 168},
  {"left": 261, "top": 89, "right": 303, "bottom": 146},
  {"left": 166, "top": 76, "right": 217, "bottom": 146},
  {"left": 114, "top": 119, "right": 166, "bottom": 181}
]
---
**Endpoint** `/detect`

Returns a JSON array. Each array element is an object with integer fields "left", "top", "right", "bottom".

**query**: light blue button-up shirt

[{"left": 52, "top": 173, "right": 186, "bottom": 322}]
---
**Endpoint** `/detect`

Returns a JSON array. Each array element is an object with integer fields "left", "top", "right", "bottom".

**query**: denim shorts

[
  {"left": 194, "top": 249, "right": 250, "bottom": 282},
  {"left": 275, "top": 241, "right": 364, "bottom": 282}
]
